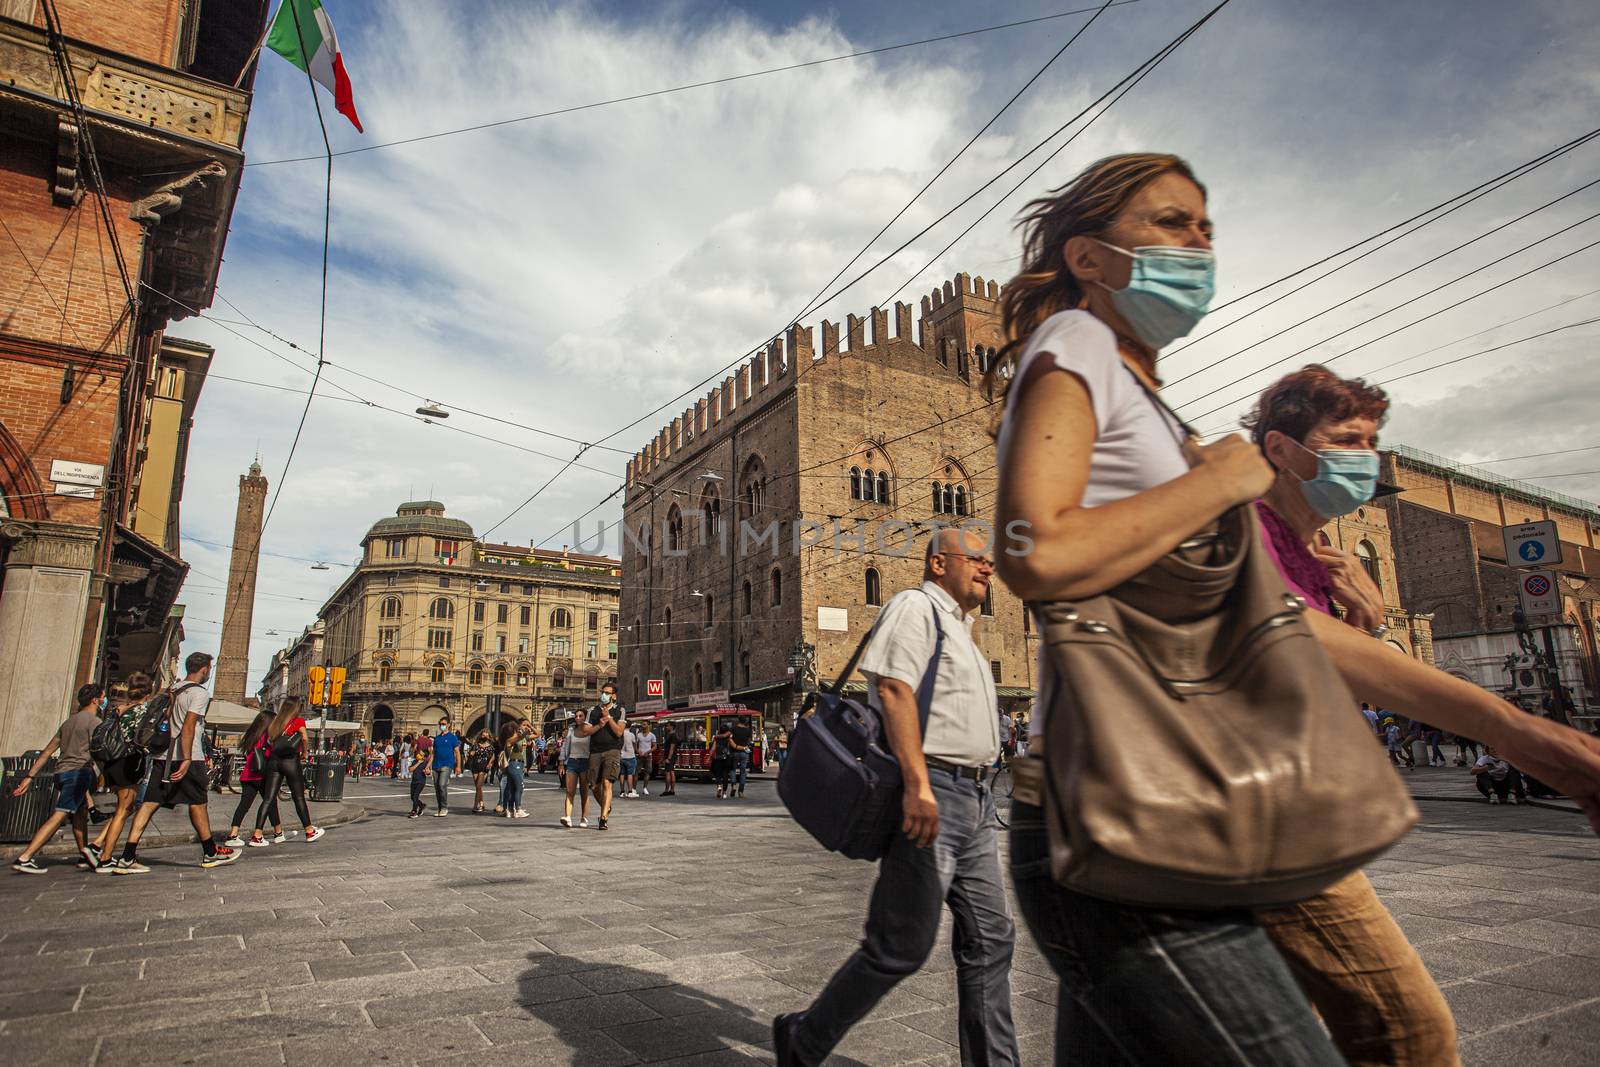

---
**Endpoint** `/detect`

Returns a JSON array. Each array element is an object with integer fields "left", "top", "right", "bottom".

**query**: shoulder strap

[
  {"left": 911, "top": 593, "right": 946, "bottom": 738},
  {"left": 1122, "top": 364, "right": 1195, "bottom": 451}
]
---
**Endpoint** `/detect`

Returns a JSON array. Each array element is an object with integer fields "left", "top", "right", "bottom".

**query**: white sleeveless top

[{"left": 994, "top": 311, "right": 1189, "bottom": 739}]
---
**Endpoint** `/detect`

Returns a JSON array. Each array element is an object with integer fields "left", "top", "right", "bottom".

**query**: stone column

[{"left": 0, "top": 519, "right": 100, "bottom": 754}]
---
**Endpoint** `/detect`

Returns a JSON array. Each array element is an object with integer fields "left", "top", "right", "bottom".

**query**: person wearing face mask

[
  {"left": 1240, "top": 366, "right": 1461, "bottom": 1066},
  {"left": 991, "top": 152, "right": 1600, "bottom": 1065},
  {"left": 579, "top": 683, "right": 626, "bottom": 830}
]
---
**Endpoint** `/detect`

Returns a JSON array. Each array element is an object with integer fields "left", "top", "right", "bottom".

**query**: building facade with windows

[
  {"left": 312, "top": 501, "right": 621, "bottom": 740},
  {"left": 620, "top": 274, "right": 1036, "bottom": 725}
]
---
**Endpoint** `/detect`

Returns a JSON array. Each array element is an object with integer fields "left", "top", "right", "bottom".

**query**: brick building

[
  {"left": 312, "top": 502, "right": 622, "bottom": 741},
  {"left": 1315, "top": 500, "right": 1435, "bottom": 663},
  {"left": 0, "top": 1, "right": 267, "bottom": 752},
  {"left": 620, "top": 274, "right": 1036, "bottom": 725},
  {"left": 1380, "top": 444, "right": 1600, "bottom": 713}
]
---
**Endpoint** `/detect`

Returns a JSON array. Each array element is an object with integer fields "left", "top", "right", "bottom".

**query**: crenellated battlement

[{"left": 626, "top": 273, "right": 1004, "bottom": 486}]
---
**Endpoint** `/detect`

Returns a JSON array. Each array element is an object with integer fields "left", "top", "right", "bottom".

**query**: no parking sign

[{"left": 1517, "top": 569, "right": 1559, "bottom": 614}]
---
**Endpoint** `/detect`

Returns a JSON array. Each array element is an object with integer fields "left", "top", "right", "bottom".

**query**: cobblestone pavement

[{"left": 0, "top": 771, "right": 1597, "bottom": 1066}]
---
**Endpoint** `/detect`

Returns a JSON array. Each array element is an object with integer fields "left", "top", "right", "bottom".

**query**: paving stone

[
  {"left": 1441, "top": 979, "right": 1582, "bottom": 1035},
  {"left": 1478, "top": 952, "right": 1600, "bottom": 996},
  {"left": 309, "top": 951, "right": 417, "bottom": 982},
  {"left": 1457, "top": 996, "right": 1600, "bottom": 1067}
]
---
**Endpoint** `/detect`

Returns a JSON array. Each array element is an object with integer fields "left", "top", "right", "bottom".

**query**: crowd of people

[{"left": 10, "top": 652, "right": 325, "bottom": 876}]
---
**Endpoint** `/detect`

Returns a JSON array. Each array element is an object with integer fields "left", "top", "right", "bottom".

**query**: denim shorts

[
  {"left": 53, "top": 766, "right": 96, "bottom": 814},
  {"left": 620, "top": 757, "right": 637, "bottom": 777},
  {"left": 564, "top": 757, "right": 590, "bottom": 775}
]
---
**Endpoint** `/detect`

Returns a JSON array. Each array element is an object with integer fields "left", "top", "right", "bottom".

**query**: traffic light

[
  {"left": 309, "top": 665, "right": 326, "bottom": 696},
  {"left": 328, "top": 666, "right": 347, "bottom": 707}
]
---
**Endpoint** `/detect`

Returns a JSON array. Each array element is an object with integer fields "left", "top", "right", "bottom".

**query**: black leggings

[
  {"left": 230, "top": 779, "right": 281, "bottom": 831},
  {"left": 256, "top": 756, "right": 313, "bottom": 830},
  {"left": 411, "top": 769, "right": 427, "bottom": 812}
]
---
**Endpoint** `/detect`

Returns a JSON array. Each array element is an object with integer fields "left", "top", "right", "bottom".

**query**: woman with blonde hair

[
  {"left": 254, "top": 696, "right": 324, "bottom": 843},
  {"left": 990, "top": 151, "right": 1600, "bottom": 1063}
]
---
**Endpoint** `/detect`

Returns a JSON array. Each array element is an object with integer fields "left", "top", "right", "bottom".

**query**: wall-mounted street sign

[
  {"left": 688, "top": 690, "right": 730, "bottom": 707},
  {"left": 1503, "top": 520, "right": 1562, "bottom": 569},
  {"left": 1516, "top": 569, "right": 1559, "bottom": 615},
  {"left": 633, "top": 699, "right": 667, "bottom": 714},
  {"left": 50, "top": 459, "right": 105, "bottom": 487}
]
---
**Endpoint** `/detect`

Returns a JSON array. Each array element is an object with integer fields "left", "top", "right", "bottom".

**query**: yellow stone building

[{"left": 315, "top": 501, "right": 621, "bottom": 740}]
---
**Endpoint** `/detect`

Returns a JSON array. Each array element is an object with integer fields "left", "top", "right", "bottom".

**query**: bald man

[{"left": 776, "top": 527, "right": 1016, "bottom": 1066}]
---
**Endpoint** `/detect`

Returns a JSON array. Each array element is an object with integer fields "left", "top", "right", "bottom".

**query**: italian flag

[{"left": 265, "top": 0, "right": 363, "bottom": 132}]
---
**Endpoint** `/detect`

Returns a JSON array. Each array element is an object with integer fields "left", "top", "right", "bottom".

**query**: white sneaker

[
  {"left": 579, "top": 817, "right": 589, "bottom": 828},
  {"left": 560, "top": 815, "right": 571, "bottom": 828},
  {"left": 111, "top": 860, "right": 150, "bottom": 875},
  {"left": 641, "top": 786, "right": 649, "bottom": 795},
  {"left": 223, "top": 835, "right": 245, "bottom": 847},
  {"left": 273, "top": 833, "right": 288, "bottom": 844},
  {"left": 247, "top": 835, "right": 270, "bottom": 847},
  {"left": 434, "top": 810, "right": 448, "bottom": 817},
  {"left": 515, "top": 809, "right": 529, "bottom": 818},
  {"left": 305, "top": 827, "right": 325, "bottom": 842},
  {"left": 1488, "top": 795, "right": 1501, "bottom": 804}
]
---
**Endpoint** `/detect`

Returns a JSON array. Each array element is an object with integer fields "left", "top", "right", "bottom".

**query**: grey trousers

[{"left": 790, "top": 768, "right": 1018, "bottom": 1066}]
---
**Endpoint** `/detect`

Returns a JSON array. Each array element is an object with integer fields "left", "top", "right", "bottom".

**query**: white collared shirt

[{"left": 860, "top": 580, "right": 1001, "bottom": 767}]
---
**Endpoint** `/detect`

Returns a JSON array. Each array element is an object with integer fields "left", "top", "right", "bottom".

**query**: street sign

[
  {"left": 50, "top": 459, "right": 104, "bottom": 487},
  {"left": 634, "top": 698, "right": 667, "bottom": 714},
  {"left": 688, "top": 690, "right": 730, "bottom": 707},
  {"left": 646, "top": 678, "right": 664, "bottom": 698},
  {"left": 52, "top": 483, "right": 96, "bottom": 498},
  {"left": 1503, "top": 520, "right": 1562, "bottom": 568},
  {"left": 1517, "top": 569, "right": 1559, "bottom": 615}
]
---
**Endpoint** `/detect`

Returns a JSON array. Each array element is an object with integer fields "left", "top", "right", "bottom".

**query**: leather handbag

[{"left": 1035, "top": 503, "right": 1418, "bottom": 909}]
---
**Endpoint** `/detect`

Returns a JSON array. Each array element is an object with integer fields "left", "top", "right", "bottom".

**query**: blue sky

[{"left": 166, "top": 0, "right": 1600, "bottom": 687}]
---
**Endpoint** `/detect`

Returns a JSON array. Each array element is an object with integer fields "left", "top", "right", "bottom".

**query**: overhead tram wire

[
  {"left": 243, "top": 3, "right": 1143, "bottom": 168},
  {"left": 1178, "top": 212, "right": 1600, "bottom": 425},
  {"left": 1161, "top": 171, "right": 1600, "bottom": 393},
  {"left": 492, "top": 0, "right": 1235, "bottom": 544},
  {"left": 1156, "top": 127, "right": 1600, "bottom": 365}
]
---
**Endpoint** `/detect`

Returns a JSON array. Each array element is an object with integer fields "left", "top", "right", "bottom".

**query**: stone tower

[{"left": 215, "top": 459, "right": 268, "bottom": 702}]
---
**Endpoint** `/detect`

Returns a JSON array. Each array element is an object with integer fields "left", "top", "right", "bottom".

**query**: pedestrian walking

[
  {"left": 254, "top": 697, "right": 324, "bottom": 843},
  {"left": 1455, "top": 733, "right": 1480, "bottom": 766},
  {"left": 711, "top": 721, "right": 735, "bottom": 800},
  {"left": 559, "top": 717, "right": 592, "bottom": 828},
  {"left": 498, "top": 720, "right": 531, "bottom": 818},
  {"left": 634, "top": 722, "right": 656, "bottom": 794},
  {"left": 1423, "top": 726, "right": 1446, "bottom": 767},
  {"left": 429, "top": 716, "right": 462, "bottom": 816},
  {"left": 773, "top": 726, "right": 789, "bottom": 775},
  {"left": 116, "top": 652, "right": 238, "bottom": 871},
  {"left": 384, "top": 741, "right": 397, "bottom": 778},
  {"left": 580, "top": 684, "right": 625, "bottom": 830},
  {"left": 619, "top": 722, "right": 639, "bottom": 799},
  {"left": 774, "top": 529, "right": 1015, "bottom": 1066},
  {"left": 468, "top": 731, "right": 495, "bottom": 813},
  {"left": 406, "top": 741, "right": 429, "bottom": 818},
  {"left": 397, "top": 735, "right": 412, "bottom": 780},
  {"left": 91, "top": 674, "right": 155, "bottom": 871},
  {"left": 988, "top": 151, "right": 1600, "bottom": 1065},
  {"left": 660, "top": 724, "right": 679, "bottom": 796},
  {"left": 222, "top": 707, "right": 286, "bottom": 848},
  {"left": 10, "top": 683, "right": 105, "bottom": 874},
  {"left": 728, "top": 715, "right": 754, "bottom": 798}
]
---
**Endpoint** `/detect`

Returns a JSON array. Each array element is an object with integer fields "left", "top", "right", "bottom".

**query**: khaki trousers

[{"left": 1256, "top": 871, "right": 1459, "bottom": 1067}]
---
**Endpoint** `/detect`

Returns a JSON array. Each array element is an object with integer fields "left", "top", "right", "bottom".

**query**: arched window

[
  {"left": 1355, "top": 541, "right": 1382, "bottom": 593},
  {"left": 863, "top": 469, "right": 875, "bottom": 501},
  {"left": 377, "top": 660, "right": 392, "bottom": 683},
  {"left": 740, "top": 455, "right": 766, "bottom": 523},
  {"left": 876, "top": 471, "right": 890, "bottom": 504},
  {"left": 663, "top": 607, "right": 672, "bottom": 635},
  {"left": 380, "top": 596, "right": 401, "bottom": 619},
  {"left": 954, "top": 486, "right": 967, "bottom": 517},
  {"left": 865, "top": 567, "right": 881, "bottom": 606},
  {"left": 468, "top": 662, "right": 483, "bottom": 686},
  {"left": 493, "top": 663, "right": 507, "bottom": 687},
  {"left": 551, "top": 607, "right": 572, "bottom": 629},
  {"left": 850, "top": 466, "right": 862, "bottom": 500},
  {"left": 693, "top": 662, "right": 703, "bottom": 693},
  {"left": 585, "top": 667, "right": 599, "bottom": 691},
  {"left": 704, "top": 594, "right": 715, "bottom": 628},
  {"left": 636, "top": 523, "right": 650, "bottom": 566},
  {"left": 662, "top": 669, "right": 671, "bottom": 698},
  {"left": 516, "top": 667, "right": 529, "bottom": 687},
  {"left": 742, "top": 579, "right": 753, "bottom": 616},
  {"left": 551, "top": 667, "right": 566, "bottom": 689},
  {"left": 430, "top": 660, "right": 446, "bottom": 684},
  {"left": 700, "top": 487, "right": 721, "bottom": 541},
  {"left": 429, "top": 597, "right": 454, "bottom": 619},
  {"left": 667, "top": 505, "right": 684, "bottom": 551},
  {"left": 981, "top": 584, "right": 993, "bottom": 617},
  {"left": 770, "top": 566, "right": 782, "bottom": 607},
  {"left": 932, "top": 481, "right": 942, "bottom": 514},
  {"left": 942, "top": 483, "right": 955, "bottom": 514}
]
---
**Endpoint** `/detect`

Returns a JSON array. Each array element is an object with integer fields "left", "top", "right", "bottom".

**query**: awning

[
  {"left": 307, "top": 717, "right": 362, "bottom": 733},
  {"left": 731, "top": 679, "right": 794, "bottom": 698},
  {"left": 838, "top": 681, "right": 1035, "bottom": 699},
  {"left": 105, "top": 524, "right": 189, "bottom": 682},
  {"left": 205, "top": 699, "right": 258, "bottom": 729}
]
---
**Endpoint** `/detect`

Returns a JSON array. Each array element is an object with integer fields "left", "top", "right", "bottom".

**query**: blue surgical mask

[
  {"left": 600, "top": 694, "right": 613, "bottom": 706},
  {"left": 1291, "top": 440, "right": 1380, "bottom": 518},
  {"left": 1094, "top": 241, "right": 1215, "bottom": 350}
]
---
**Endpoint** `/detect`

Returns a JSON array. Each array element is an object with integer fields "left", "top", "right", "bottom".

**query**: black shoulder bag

[{"left": 778, "top": 593, "right": 945, "bottom": 861}]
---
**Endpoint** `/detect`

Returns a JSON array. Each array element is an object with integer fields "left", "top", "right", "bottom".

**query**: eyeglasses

[{"left": 939, "top": 551, "right": 995, "bottom": 569}]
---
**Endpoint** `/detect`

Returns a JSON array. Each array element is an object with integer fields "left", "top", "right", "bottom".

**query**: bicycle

[{"left": 991, "top": 752, "right": 1015, "bottom": 828}]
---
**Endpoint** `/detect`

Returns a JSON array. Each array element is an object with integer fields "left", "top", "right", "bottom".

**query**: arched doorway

[{"left": 371, "top": 705, "right": 394, "bottom": 743}]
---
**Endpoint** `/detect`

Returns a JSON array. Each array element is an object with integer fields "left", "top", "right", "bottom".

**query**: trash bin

[
  {"left": 308, "top": 753, "right": 346, "bottom": 802},
  {"left": 0, "top": 754, "right": 54, "bottom": 844}
]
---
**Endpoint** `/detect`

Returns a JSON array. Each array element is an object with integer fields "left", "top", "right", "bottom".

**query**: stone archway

[{"left": 371, "top": 704, "right": 394, "bottom": 743}]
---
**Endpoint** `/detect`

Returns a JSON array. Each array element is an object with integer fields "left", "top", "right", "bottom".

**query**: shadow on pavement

[{"left": 508, "top": 950, "right": 873, "bottom": 1066}]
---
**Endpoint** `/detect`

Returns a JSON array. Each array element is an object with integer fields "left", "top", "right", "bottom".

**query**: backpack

[
  {"left": 779, "top": 594, "right": 944, "bottom": 861},
  {"left": 90, "top": 705, "right": 134, "bottom": 765},
  {"left": 133, "top": 682, "right": 201, "bottom": 756}
]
